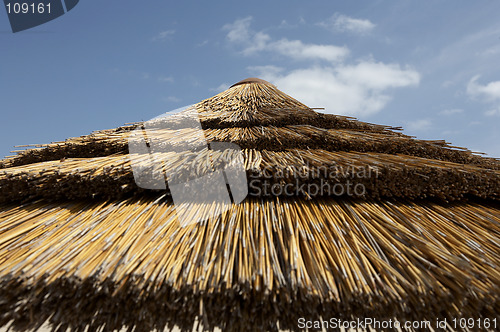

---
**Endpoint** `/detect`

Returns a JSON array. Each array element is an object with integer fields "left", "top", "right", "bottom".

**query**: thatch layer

[
  {"left": 3, "top": 124, "right": 497, "bottom": 170},
  {"left": 1, "top": 149, "right": 499, "bottom": 204},
  {"left": 0, "top": 196, "right": 499, "bottom": 331}
]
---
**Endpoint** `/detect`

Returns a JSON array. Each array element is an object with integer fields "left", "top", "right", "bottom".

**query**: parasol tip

[{"left": 229, "top": 77, "right": 274, "bottom": 88}]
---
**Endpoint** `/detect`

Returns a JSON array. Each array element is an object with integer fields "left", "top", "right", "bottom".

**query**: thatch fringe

[
  {"left": 1, "top": 149, "right": 498, "bottom": 204},
  {"left": 0, "top": 196, "right": 498, "bottom": 331},
  {"left": 0, "top": 83, "right": 460, "bottom": 168},
  {"left": 2, "top": 82, "right": 497, "bottom": 174},
  {"left": 2, "top": 124, "right": 497, "bottom": 171},
  {"left": 0, "top": 120, "right": 402, "bottom": 170},
  {"left": 0, "top": 125, "right": 136, "bottom": 169}
]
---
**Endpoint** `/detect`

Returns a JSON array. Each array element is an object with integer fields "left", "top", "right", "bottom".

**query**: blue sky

[{"left": 1, "top": 0, "right": 499, "bottom": 159}]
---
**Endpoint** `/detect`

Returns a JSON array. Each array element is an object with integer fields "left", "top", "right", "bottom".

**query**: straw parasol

[{"left": 0, "top": 78, "right": 499, "bottom": 332}]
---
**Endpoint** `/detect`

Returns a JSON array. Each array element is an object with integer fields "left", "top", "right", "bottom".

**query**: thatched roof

[{"left": 0, "top": 78, "right": 499, "bottom": 332}]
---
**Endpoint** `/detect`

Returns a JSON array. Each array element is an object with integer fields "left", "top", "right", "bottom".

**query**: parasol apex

[{"left": 229, "top": 77, "right": 274, "bottom": 88}]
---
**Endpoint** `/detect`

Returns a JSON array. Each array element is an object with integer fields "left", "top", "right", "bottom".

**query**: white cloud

[
  {"left": 224, "top": 17, "right": 419, "bottom": 117},
  {"left": 336, "top": 62, "right": 420, "bottom": 90},
  {"left": 243, "top": 32, "right": 271, "bottom": 55},
  {"left": 250, "top": 62, "right": 420, "bottom": 117},
  {"left": 152, "top": 30, "right": 175, "bottom": 42},
  {"left": 318, "top": 14, "right": 375, "bottom": 35},
  {"left": 439, "top": 108, "right": 464, "bottom": 115},
  {"left": 407, "top": 119, "right": 432, "bottom": 131},
  {"left": 467, "top": 75, "right": 500, "bottom": 102},
  {"left": 223, "top": 17, "right": 348, "bottom": 62},
  {"left": 271, "top": 39, "right": 349, "bottom": 62},
  {"left": 224, "top": 17, "right": 252, "bottom": 43},
  {"left": 467, "top": 76, "right": 500, "bottom": 117}
]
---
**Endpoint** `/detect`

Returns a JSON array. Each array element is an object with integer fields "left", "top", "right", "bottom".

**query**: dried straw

[
  {"left": 0, "top": 80, "right": 499, "bottom": 332},
  {"left": 0, "top": 196, "right": 498, "bottom": 331},
  {"left": 0, "top": 149, "right": 498, "bottom": 204}
]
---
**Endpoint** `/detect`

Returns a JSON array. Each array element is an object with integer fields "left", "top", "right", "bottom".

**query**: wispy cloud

[
  {"left": 224, "top": 17, "right": 258, "bottom": 43},
  {"left": 223, "top": 17, "right": 349, "bottom": 62},
  {"left": 437, "top": 26, "right": 500, "bottom": 64},
  {"left": 428, "top": 26, "right": 500, "bottom": 81},
  {"left": 442, "top": 129, "right": 461, "bottom": 136},
  {"left": 151, "top": 29, "right": 175, "bottom": 42},
  {"left": 407, "top": 119, "right": 432, "bottom": 131},
  {"left": 278, "top": 17, "right": 307, "bottom": 29},
  {"left": 210, "top": 83, "right": 230, "bottom": 92},
  {"left": 485, "top": 109, "right": 500, "bottom": 116},
  {"left": 158, "top": 76, "right": 174, "bottom": 83},
  {"left": 163, "top": 96, "right": 181, "bottom": 103},
  {"left": 247, "top": 65, "right": 283, "bottom": 77},
  {"left": 439, "top": 108, "right": 464, "bottom": 116},
  {"left": 467, "top": 75, "right": 500, "bottom": 117},
  {"left": 318, "top": 14, "right": 375, "bottom": 35},
  {"left": 196, "top": 40, "right": 209, "bottom": 47}
]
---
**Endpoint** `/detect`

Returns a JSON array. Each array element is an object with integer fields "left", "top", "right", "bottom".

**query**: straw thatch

[{"left": 0, "top": 78, "right": 499, "bottom": 332}]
